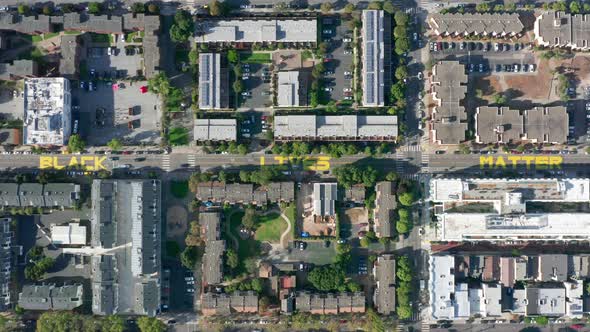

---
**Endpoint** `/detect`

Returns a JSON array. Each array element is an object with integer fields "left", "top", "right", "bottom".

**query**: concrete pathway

[{"left": 279, "top": 211, "right": 292, "bottom": 249}]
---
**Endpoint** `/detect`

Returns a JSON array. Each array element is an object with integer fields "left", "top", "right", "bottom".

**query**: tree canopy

[
  {"left": 308, "top": 265, "right": 346, "bottom": 291},
  {"left": 170, "top": 10, "right": 194, "bottom": 43},
  {"left": 333, "top": 164, "right": 378, "bottom": 188},
  {"left": 67, "top": 134, "right": 85, "bottom": 153},
  {"left": 137, "top": 316, "right": 166, "bottom": 332},
  {"left": 107, "top": 138, "right": 122, "bottom": 151}
]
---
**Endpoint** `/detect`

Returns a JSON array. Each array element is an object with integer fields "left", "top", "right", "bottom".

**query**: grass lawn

[
  {"left": 31, "top": 35, "right": 43, "bottom": 43},
  {"left": 168, "top": 127, "right": 189, "bottom": 146},
  {"left": 240, "top": 52, "right": 271, "bottom": 63},
  {"left": 90, "top": 33, "right": 113, "bottom": 44},
  {"left": 255, "top": 213, "right": 287, "bottom": 242},
  {"left": 64, "top": 30, "right": 81, "bottom": 35},
  {"left": 43, "top": 32, "right": 60, "bottom": 40},
  {"left": 284, "top": 205, "right": 297, "bottom": 238},
  {"left": 229, "top": 211, "right": 261, "bottom": 273},
  {"left": 170, "top": 180, "right": 189, "bottom": 199}
]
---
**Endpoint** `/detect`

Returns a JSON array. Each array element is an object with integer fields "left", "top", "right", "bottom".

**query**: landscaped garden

[
  {"left": 240, "top": 52, "right": 272, "bottom": 63},
  {"left": 169, "top": 180, "right": 189, "bottom": 199}
]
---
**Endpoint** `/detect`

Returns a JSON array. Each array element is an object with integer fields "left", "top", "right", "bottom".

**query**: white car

[
  {"left": 343, "top": 38, "right": 352, "bottom": 43},
  {"left": 343, "top": 88, "right": 352, "bottom": 92},
  {"left": 324, "top": 87, "right": 333, "bottom": 92},
  {"left": 344, "top": 71, "right": 352, "bottom": 75},
  {"left": 417, "top": 72, "right": 423, "bottom": 80}
]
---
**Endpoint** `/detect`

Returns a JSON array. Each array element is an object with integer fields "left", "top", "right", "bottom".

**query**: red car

[{"left": 570, "top": 324, "right": 585, "bottom": 330}]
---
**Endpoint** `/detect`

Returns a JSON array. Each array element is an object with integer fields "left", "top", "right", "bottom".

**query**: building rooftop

[
  {"left": 526, "top": 286, "right": 566, "bottom": 316},
  {"left": 374, "top": 181, "right": 397, "bottom": 238},
  {"left": 534, "top": 11, "right": 590, "bottom": 49},
  {"left": 374, "top": 254, "right": 396, "bottom": 315},
  {"left": 194, "top": 118, "right": 236, "bottom": 141},
  {"left": 362, "top": 10, "right": 391, "bottom": 107},
  {"left": 274, "top": 115, "right": 398, "bottom": 141},
  {"left": 196, "top": 18, "right": 317, "bottom": 43},
  {"left": 431, "top": 61, "right": 468, "bottom": 144},
  {"left": 59, "top": 34, "right": 81, "bottom": 80},
  {"left": 313, "top": 183, "right": 337, "bottom": 217},
  {"left": 538, "top": 254, "right": 568, "bottom": 282},
  {"left": 429, "top": 12, "right": 524, "bottom": 36},
  {"left": 196, "top": 181, "right": 294, "bottom": 204},
  {"left": 0, "top": 59, "right": 38, "bottom": 80},
  {"left": 50, "top": 223, "right": 86, "bottom": 245},
  {"left": 18, "top": 284, "right": 83, "bottom": 311},
  {"left": 91, "top": 180, "right": 161, "bottom": 316},
  {"left": 430, "top": 255, "right": 456, "bottom": 319},
  {"left": 0, "top": 218, "right": 13, "bottom": 311},
  {"left": 23, "top": 78, "right": 72, "bottom": 146},
  {"left": 198, "top": 53, "right": 228, "bottom": 110},
  {"left": 277, "top": 71, "right": 302, "bottom": 107}
]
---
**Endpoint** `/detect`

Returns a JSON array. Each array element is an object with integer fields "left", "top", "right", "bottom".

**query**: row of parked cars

[
  {"left": 430, "top": 41, "right": 527, "bottom": 52},
  {"left": 495, "top": 63, "right": 536, "bottom": 73}
]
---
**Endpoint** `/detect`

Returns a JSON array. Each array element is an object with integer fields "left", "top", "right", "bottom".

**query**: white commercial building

[
  {"left": 431, "top": 178, "right": 590, "bottom": 241},
  {"left": 196, "top": 18, "right": 317, "bottom": 43},
  {"left": 277, "top": 71, "right": 302, "bottom": 107},
  {"left": 429, "top": 255, "right": 457, "bottom": 319},
  {"left": 23, "top": 77, "right": 72, "bottom": 146},
  {"left": 50, "top": 223, "right": 86, "bottom": 245}
]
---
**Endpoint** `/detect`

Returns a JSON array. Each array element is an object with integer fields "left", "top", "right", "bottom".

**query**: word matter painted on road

[
  {"left": 39, "top": 156, "right": 107, "bottom": 171},
  {"left": 479, "top": 156, "right": 562, "bottom": 169},
  {"left": 259, "top": 156, "right": 331, "bottom": 171}
]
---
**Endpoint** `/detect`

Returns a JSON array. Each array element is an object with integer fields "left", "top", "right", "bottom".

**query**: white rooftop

[
  {"left": 430, "top": 255, "right": 456, "bottom": 319},
  {"left": 277, "top": 71, "right": 300, "bottom": 107},
  {"left": 197, "top": 19, "right": 317, "bottom": 43},
  {"left": 440, "top": 213, "right": 590, "bottom": 241},
  {"left": 193, "top": 119, "right": 236, "bottom": 141},
  {"left": 23, "top": 77, "right": 72, "bottom": 145},
  {"left": 51, "top": 223, "right": 86, "bottom": 245}
]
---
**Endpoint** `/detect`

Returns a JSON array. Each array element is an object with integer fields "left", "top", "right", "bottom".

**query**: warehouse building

[{"left": 194, "top": 119, "right": 236, "bottom": 141}]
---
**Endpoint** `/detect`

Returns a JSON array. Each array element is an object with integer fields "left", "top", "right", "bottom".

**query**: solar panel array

[{"left": 362, "top": 10, "right": 385, "bottom": 107}]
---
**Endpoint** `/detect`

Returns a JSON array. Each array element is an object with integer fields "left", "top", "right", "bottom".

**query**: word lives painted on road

[
  {"left": 480, "top": 155, "right": 562, "bottom": 169},
  {"left": 259, "top": 156, "right": 331, "bottom": 171},
  {"left": 39, "top": 156, "right": 107, "bottom": 171}
]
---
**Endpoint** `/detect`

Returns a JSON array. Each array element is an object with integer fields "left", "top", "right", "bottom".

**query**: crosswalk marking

[
  {"left": 421, "top": 153, "right": 431, "bottom": 173},
  {"left": 188, "top": 154, "right": 196, "bottom": 167},
  {"left": 399, "top": 145, "right": 422, "bottom": 152},
  {"left": 162, "top": 155, "right": 170, "bottom": 172},
  {"left": 402, "top": 174, "right": 420, "bottom": 181},
  {"left": 395, "top": 152, "right": 405, "bottom": 172}
]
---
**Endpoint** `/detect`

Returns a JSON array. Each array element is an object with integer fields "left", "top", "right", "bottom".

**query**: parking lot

[
  {"left": 321, "top": 15, "right": 354, "bottom": 102},
  {"left": 240, "top": 62, "right": 272, "bottom": 109},
  {"left": 430, "top": 41, "right": 537, "bottom": 75},
  {"left": 74, "top": 80, "right": 160, "bottom": 146}
]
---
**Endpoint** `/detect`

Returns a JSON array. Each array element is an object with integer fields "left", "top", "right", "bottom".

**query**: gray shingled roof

[
  {"left": 374, "top": 254, "right": 396, "bottom": 314},
  {"left": 0, "top": 218, "right": 13, "bottom": 311},
  {"left": 524, "top": 106, "right": 568, "bottom": 144},
  {"left": 431, "top": 61, "right": 468, "bottom": 144},
  {"left": 0, "top": 59, "right": 38, "bottom": 80},
  {"left": 374, "top": 181, "right": 397, "bottom": 238},
  {"left": 196, "top": 181, "right": 294, "bottom": 204},
  {"left": 18, "top": 284, "right": 83, "bottom": 311},
  {"left": 430, "top": 13, "right": 524, "bottom": 36},
  {"left": 91, "top": 180, "right": 161, "bottom": 316}
]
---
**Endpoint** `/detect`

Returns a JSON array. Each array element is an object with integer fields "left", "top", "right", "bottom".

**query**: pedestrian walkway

[
  {"left": 188, "top": 154, "right": 196, "bottom": 167},
  {"left": 421, "top": 320, "right": 430, "bottom": 332},
  {"left": 402, "top": 173, "right": 420, "bottom": 181},
  {"left": 396, "top": 324, "right": 404, "bottom": 332},
  {"left": 162, "top": 155, "right": 170, "bottom": 172},
  {"left": 421, "top": 153, "right": 430, "bottom": 173}
]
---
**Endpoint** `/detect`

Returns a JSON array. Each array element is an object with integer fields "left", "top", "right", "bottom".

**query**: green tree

[
  {"left": 170, "top": 10, "right": 194, "bottom": 43},
  {"left": 396, "top": 220, "right": 410, "bottom": 234},
  {"left": 227, "top": 49, "right": 239, "bottom": 63},
  {"left": 67, "top": 134, "right": 86, "bottom": 153},
  {"left": 250, "top": 278, "right": 264, "bottom": 293},
  {"left": 383, "top": 0, "right": 397, "bottom": 14},
  {"left": 238, "top": 144, "right": 248, "bottom": 155},
  {"left": 399, "top": 191, "right": 415, "bottom": 206},
  {"left": 107, "top": 138, "right": 122, "bottom": 151},
  {"left": 394, "top": 25, "right": 407, "bottom": 39},
  {"left": 475, "top": 2, "right": 490, "bottom": 12},
  {"left": 209, "top": 0, "right": 225, "bottom": 16},
  {"left": 395, "top": 65, "right": 408, "bottom": 81},
  {"left": 366, "top": 308, "right": 385, "bottom": 332},
  {"left": 188, "top": 49, "right": 199, "bottom": 66},
  {"left": 320, "top": 2, "right": 333, "bottom": 13},
  {"left": 42, "top": 5, "right": 53, "bottom": 15},
  {"left": 147, "top": 4, "right": 160, "bottom": 14},
  {"left": 103, "top": 315, "right": 126, "bottom": 332},
  {"left": 137, "top": 316, "right": 166, "bottom": 332},
  {"left": 397, "top": 305, "right": 412, "bottom": 319},
  {"left": 571, "top": 1, "right": 582, "bottom": 13},
  {"left": 17, "top": 5, "right": 30, "bottom": 15},
  {"left": 226, "top": 248, "right": 239, "bottom": 269},
  {"left": 394, "top": 11, "right": 409, "bottom": 26},
  {"left": 88, "top": 2, "right": 102, "bottom": 14},
  {"left": 233, "top": 80, "right": 244, "bottom": 93},
  {"left": 368, "top": 1, "right": 383, "bottom": 10},
  {"left": 180, "top": 246, "right": 199, "bottom": 269},
  {"left": 242, "top": 208, "right": 258, "bottom": 230},
  {"left": 344, "top": 3, "right": 355, "bottom": 14},
  {"left": 131, "top": 2, "right": 145, "bottom": 13},
  {"left": 385, "top": 171, "right": 399, "bottom": 181},
  {"left": 395, "top": 37, "right": 410, "bottom": 55},
  {"left": 360, "top": 237, "right": 371, "bottom": 248},
  {"left": 308, "top": 265, "right": 346, "bottom": 291}
]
